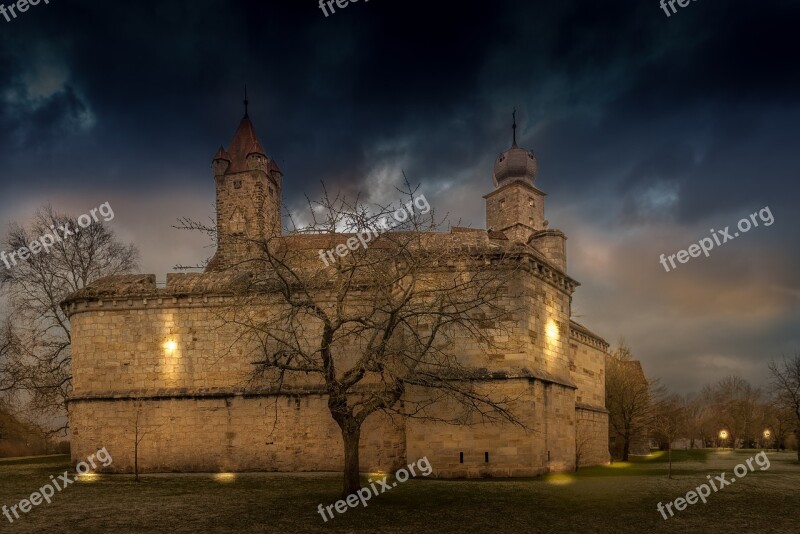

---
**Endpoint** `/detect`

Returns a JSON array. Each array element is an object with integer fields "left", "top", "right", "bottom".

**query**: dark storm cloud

[{"left": 0, "top": 0, "right": 798, "bottom": 392}]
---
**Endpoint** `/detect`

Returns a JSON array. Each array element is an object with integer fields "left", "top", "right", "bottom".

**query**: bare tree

[
  {"left": 0, "top": 319, "right": 20, "bottom": 401},
  {"left": 704, "top": 376, "right": 761, "bottom": 449},
  {"left": 131, "top": 398, "right": 156, "bottom": 482},
  {"left": 606, "top": 342, "right": 658, "bottom": 461},
  {"left": 652, "top": 394, "right": 685, "bottom": 479},
  {"left": 762, "top": 397, "right": 793, "bottom": 452},
  {"left": 180, "top": 184, "right": 530, "bottom": 496},
  {"left": 683, "top": 393, "right": 711, "bottom": 448},
  {"left": 574, "top": 413, "right": 601, "bottom": 472},
  {"left": 0, "top": 205, "right": 138, "bottom": 431},
  {"left": 769, "top": 354, "right": 800, "bottom": 461}
]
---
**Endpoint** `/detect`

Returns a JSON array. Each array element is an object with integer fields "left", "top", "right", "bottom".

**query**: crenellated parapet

[
  {"left": 569, "top": 320, "right": 610, "bottom": 352},
  {"left": 60, "top": 273, "right": 251, "bottom": 317}
]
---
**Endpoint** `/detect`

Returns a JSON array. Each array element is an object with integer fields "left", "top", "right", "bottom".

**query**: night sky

[{"left": 1, "top": 0, "right": 798, "bottom": 393}]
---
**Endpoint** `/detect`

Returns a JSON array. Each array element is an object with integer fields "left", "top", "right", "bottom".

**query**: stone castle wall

[
  {"left": 404, "top": 379, "right": 577, "bottom": 477},
  {"left": 568, "top": 328, "right": 608, "bottom": 409},
  {"left": 575, "top": 406, "right": 610, "bottom": 467},
  {"left": 70, "top": 394, "right": 404, "bottom": 473},
  {"left": 64, "top": 234, "right": 608, "bottom": 476}
]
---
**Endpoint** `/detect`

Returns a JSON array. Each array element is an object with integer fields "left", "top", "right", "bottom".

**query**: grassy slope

[{"left": 0, "top": 450, "right": 797, "bottom": 533}]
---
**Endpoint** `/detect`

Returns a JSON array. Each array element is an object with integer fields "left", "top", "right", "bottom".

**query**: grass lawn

[{"left": 0, "top": 449, "right": 797, "bottom": 533}]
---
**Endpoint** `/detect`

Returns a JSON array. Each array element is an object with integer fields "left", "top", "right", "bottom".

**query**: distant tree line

[{"left": 606, "top": 344, "right": 800, "bottom": 466}]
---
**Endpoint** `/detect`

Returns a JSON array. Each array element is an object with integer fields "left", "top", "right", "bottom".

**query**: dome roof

[{"left": 492, "top": 145, "right": 538, "bottom": 187}]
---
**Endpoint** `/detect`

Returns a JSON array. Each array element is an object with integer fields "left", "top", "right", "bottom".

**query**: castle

[{"left": 63, "top": 107, "right": 610, "bottom": 477}]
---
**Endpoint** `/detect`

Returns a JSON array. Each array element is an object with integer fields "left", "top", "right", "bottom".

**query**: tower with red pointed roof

[{"left": 208, "top": 95, "right": 283, "bottom": 271}]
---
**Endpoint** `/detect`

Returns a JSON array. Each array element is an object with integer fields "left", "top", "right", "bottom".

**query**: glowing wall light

[
  {"left": 164, "top": 340, "right": 177, "bottom": 352},
  {"left": 545, "top": 320, "right": 559, "bottom": 341}
]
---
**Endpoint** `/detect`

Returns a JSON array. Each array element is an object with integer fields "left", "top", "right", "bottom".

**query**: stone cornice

[
  {"left": 67, "top": 369, "right": 578, "bottom": 403},
  {"left": 482, "top": 181, "right": 547, "bottom": 199},
  {"left": 67, "top": 385, "right": 331, "bottom": 403},
  {"left": 575, "top": 402, "right": 610, "bottom": 414},
  {"left": 61, "top": 247, "right": 581, "bottom": 318},
  {"left": 569, "top": 323, "right": 610, "bottom": 352},
  {"left": 61, "top": 292, "right": 239, "bottom": 318}
]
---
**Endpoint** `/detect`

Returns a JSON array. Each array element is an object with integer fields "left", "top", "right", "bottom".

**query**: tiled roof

[
  {"left": 225, "top": 116, "right": 262, "bottom": 173},
  {"left": 212, "top": 146, "right": 231, "bottom": 161}
]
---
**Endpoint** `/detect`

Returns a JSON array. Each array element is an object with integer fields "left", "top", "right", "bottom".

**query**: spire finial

[
  {"left": 243, "top": 85, "right": 249, "bottom": 118},
  {"left": 512, "top": 108, "right": 518, "bottom": 147}
]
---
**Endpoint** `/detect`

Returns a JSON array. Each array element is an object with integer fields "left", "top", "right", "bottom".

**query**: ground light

[{"left": 213, "top": 473, "right": 236, "bottom": 483}]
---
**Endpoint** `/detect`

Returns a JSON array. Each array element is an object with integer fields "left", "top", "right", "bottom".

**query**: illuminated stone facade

[{"left": 63, "top": 113, "right": 610, "bottom": 477}]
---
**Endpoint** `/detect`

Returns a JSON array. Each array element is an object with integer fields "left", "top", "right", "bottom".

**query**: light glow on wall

[
  {"left": 164, "top": 340, "right": 177, "bottom": 352},
  {"left": 545, "top": 320, "right": 559, "bottom": 341}
]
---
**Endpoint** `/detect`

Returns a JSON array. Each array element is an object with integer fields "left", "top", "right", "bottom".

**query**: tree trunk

[
  {"left": 622, "top": 436, "right": 630, "bottom": 462},
  {"left": 668, "top": 445, "right": 672, "bottom": 479},
  {"left": 340, "top": 421, "right": 362, "bottom": 497},
  {"left": 134, "top": 439, "right": 140, "bottom": 482}
]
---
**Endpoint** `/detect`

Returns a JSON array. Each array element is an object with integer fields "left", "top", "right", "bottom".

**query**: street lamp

[{"left": 718, "top": 430, "right": 728, "bottom": 448}]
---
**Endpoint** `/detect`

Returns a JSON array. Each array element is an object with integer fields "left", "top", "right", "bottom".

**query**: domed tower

[
  {"left": 485, "top": 112, "right": 568, "bottom": 270},
  {"left": 484, "top": 111, "right": 546, "bottom": 244},
  {"left": 207, "top": 92, "right": 283, "bottom": 272}
]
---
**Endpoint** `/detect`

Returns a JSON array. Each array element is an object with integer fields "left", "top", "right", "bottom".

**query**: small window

[
  {"left": 485, "top": 452, "right": 489, "bottom": 463},
  {"left": 528, "top": 197, "right": 534, "bottom": 207},
  {"left": 500, "top": 199, "right": 506, "bottom": 209},
  {"left": 234, "top": 180, "right": 242, "bottom": 189},
  {"left": 229, "top": 210, "right": 245, "bottom": 234},
  {"left": 459, "top": 452, "right": 464, "bottom": 464}
]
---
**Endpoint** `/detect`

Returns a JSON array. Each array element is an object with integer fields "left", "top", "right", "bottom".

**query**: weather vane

[{"left": 512, "top": 108, "right": 517, "bottom": 147}]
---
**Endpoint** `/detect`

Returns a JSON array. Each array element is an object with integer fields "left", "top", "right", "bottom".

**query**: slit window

[
  {"left": 485, "top": 452, "right": 489, "bottom": 463},
  {"left": 459, "top": 452, "right": 464, "bottom": 464}
]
